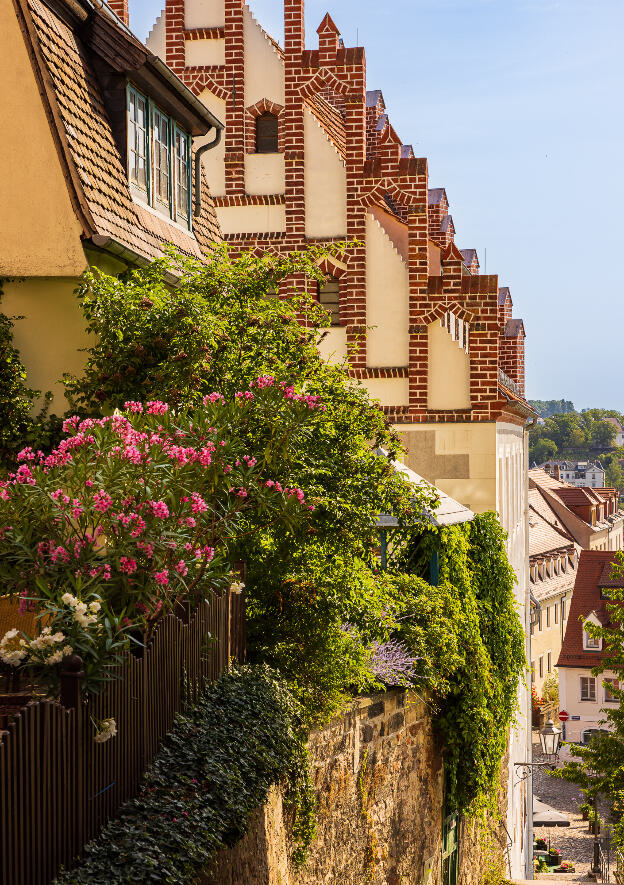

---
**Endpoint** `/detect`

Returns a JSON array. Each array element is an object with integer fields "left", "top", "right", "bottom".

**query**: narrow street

[{"left": 530, "top": 734, "right": 606, "bottom": 882}]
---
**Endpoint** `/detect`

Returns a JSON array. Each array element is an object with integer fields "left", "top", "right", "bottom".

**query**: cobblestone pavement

[{"left": 531, "top": 733, "right": 602, "bottom": 882}]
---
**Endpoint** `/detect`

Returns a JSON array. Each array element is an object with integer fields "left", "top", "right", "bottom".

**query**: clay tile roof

[
  {"left": 498, "top": 286, "right": 511, "bottom": 306},
  {"left": 304, "top": 93, "right": 346, "bottom": 160},
  {"left": 504, "top": 318, "right": 525, "bottom": 338},
  {"left": 24, "top": 0, "right": 221, "bottom": 263},
  {"left": 528, "top": 490, "right": 575, "bottom": 556},
  {"left": 558, "top": 550, "right": 624, "bottom": 668},
  {"left": 428, "top": 187, "right": 446, "bottom": 206},
  {"left": 366, "top": 89, "right": 384, "bottom": 108}
]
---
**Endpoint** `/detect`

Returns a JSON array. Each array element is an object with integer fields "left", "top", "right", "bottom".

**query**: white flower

[
  {"left": 74, "top": 612, "right": 89, "bottom": 628},
  {"left": 61, "top": 593, "right": 77, "bottom": 606},
  {"left": 89, "top": 601, "right": 101, "bottom": 613},
  {"left": 230, "top": 581, "right": 245, "bottom": 595},
  {"left": 94, "top": 718, "right": 117, "bottom": 743},
  {"left": 74, "top": 602, "right": 88, "bottom": 616},
  {"left": 47, "top": 650, "right": 64, "bottom": 665},
  {"left": 62, "top": 645, "right": 73, "bottom": 656},
  {"left": 0, "top": 629, "right": 28, "bottom": 666},
  {"left": 52, "top": 632, "right": 65, "bottom": 643}
]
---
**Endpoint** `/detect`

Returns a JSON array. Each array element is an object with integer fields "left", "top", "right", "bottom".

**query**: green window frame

[{"left": 126, "top": 84, "right": 192, "bottom": 229}]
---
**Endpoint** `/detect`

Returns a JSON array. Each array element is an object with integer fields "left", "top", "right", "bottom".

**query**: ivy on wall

[{"left": 54, "top": 665, "right": 315, "bottom": 885}]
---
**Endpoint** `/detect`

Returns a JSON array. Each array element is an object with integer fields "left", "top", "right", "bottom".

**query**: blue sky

[{"left": 131, "top": 0, "right": 624, "bottom": 411}]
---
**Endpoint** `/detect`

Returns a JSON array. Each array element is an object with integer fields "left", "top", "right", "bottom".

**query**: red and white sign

[{"left": 559, "top": 710, "right": 569, "bottom": 722}]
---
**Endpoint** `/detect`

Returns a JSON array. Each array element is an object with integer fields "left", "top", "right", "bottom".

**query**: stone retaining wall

[{"left": 201, "top": 689, "right": 509, "bottom": 885}]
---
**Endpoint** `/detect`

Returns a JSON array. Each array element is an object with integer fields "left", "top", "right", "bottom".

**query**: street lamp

[{"left": 539, "top": 718, "right": 562, "bottom": 762}]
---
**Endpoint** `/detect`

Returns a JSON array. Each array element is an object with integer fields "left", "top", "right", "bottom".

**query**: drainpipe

[
  {"left": 194, "top": 127, "right": 223, "bottom": 217},
  {"left": 524, "top": 417, "right": 535, "bottom": 879}
]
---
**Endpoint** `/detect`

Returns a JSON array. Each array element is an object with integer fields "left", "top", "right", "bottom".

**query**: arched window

[
  {"left": 255, "top": 113, "right": 279, "bottom": 153},
  {"left": 318, "top": 275, "right": 340, "bottom": 326}
]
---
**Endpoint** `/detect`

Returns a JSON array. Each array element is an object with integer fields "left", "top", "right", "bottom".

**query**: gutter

[{"left": 89, "top": 235, "right": 182, "bottom": 285}]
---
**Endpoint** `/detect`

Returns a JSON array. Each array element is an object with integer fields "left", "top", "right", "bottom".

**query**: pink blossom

[
  {"left": 120, "top": 556, "right": 137, "bottom": 575},
  {"left": 185, "top": 517, "right": 196, "bottom": 528},
  {"left": 137, "top": 541, "right": 154, "bottom": 558},
  {"left": 71, "top": 499, "right": 84, "bottom": 519},
  {"left": 102, "top": 564, "right": 111, "bottom": 581},
  {"left": 203, "top": 393, "right": 224, "bottom": 405},
  {"left": 146, "top": 401, "right": 168, "bottom": 415},
  {"left": 17, "top": 447, "right": 35, "bottom": 462},
  {"left": 130, "top": 515, "right": 146, "bottom": 538},
  {"left": 190, "top": 493, "right": 208, "bottom": 514},
  {"left": 150, "top": 500, "right": 169, "bottom": 519},
  {"left": 15, "top": 465, "right": 35, "bottom": 485},
  {"left": 154, "top": 569, "right": 169, "bottom": 586},
  {"left": 237, "top": 489, "right": 248, "bottom": 499},
  {"left": 93, "top": 490, "right": 113, "bottom": 513},
  {"left": 175, "top": 560, "right": 188, "bottom": 577},
  {"left": 124, "top": 401, "right": 143, "bottom": 413},
  {"left": 85, "top": 479, "right": 94, "bottom": 488}
]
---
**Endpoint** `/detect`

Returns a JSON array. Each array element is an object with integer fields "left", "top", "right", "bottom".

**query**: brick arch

[
  {"left": 245, "top": 98, "right": 285, "bottom": 154},
  {"left": 298, "top": 68, "right": 350, "bottom": 101},
  {"left": 420, "top": 301, "right": 476, "bottom": 326},
  {"left": 182, "top": 70, "right": 228, "bottom": 102},
  {"left": 358, "top": 178, "right": 420, "bottom": 214}
]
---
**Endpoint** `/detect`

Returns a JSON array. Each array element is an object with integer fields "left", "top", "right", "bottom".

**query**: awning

[{"left": 533, "top": 799, "right": 570, "bottom": 827}]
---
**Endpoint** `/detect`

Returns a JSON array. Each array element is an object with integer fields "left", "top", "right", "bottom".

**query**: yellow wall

[
  {"left": 0, "top": 0, "right": 86, "bottom": 276},
  {"left": 427, "top": 321, "right": 470, "bottom": 410},
  {"left": 317, "top": 327, "right": 347, "bottom": 363},
  {"left": 196, "top": 90, "right": 227, "bottom": 197},
  {"left": 184, "top": 0, "right": 224, "bottom": 29},
  {"left": 400, "top": 422, "right": 498, "bottom": 514},
  {"left": 217, "top": 203, "right": 286, "bottom": 234},
  {"left": 365, "top": 213, "right": 409, "bottom": 366},
  {"left": 304, "top": 109, "right": 347, "bottom": 239},
  {"left": 245, "top": 154, "right": 285, "bottom": 196},
  {"left": 185, "top": 38, "right": 225, "bottom": 67},
  {"left": 1, "top": 277, "right": 90, "bottom": 408},
  {"left": 243, "top": 5, "right": 284, "bottom": 108},
  {"left": 362, "top": 377, "right": 409, "bottom": 406}
]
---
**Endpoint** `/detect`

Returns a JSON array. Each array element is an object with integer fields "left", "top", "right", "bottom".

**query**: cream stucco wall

[
  {"left": 185, "top": 38, "right": 225, "bottom": 67},
  {"left": 361, "top": 377, "right": 409, "bottom": 407},
  {"left": 217, "top": 204, "right": 286, "bottom": 234},
  {"left": 243, "top": 5, "right": 284, "bottom": 108},
  {"left": 304, "top": 110, "right": 347, "bottom": 239},
  {"left": 400, "top": 422, "right": 497, "bottom": 513},
  {"left": 184, "top": 0, "right": 224, "bottom": 29},
  {"left": 1, "top": 277, "right": 90, "bottom": 408},
  {"left": 530, "top": 597, "right": 569, "bottom": 694},
  {"left": 559, "top": 667, "right": 618, "bottom": 744},
  {"left": 146, "top": 10, "right": 166, "bottom": 59},
  {"left": 196, "top": 90, "right": 227, "bottom": 196},
  {"left": 365, "top": 213, "right": 409, "bottom": 367},
  {"left": 0, "top": 1, "right": 86, "bottom": 276},
  {"left": 427, "top": 321, "right": 470, "bottom": 410},
  {"left": 317, "top": 328, "right": 347, "bottom": 363},
  {"left": 245, "top": 154, "right": 285, "bottom": 196}
]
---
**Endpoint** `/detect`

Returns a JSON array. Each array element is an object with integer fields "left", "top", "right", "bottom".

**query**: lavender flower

[{"left": 369, "top": 639, "right": 419, "bottom": 687}]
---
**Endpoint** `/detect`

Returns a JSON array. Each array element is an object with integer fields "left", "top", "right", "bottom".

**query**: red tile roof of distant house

[{"left": 558, "top": 550, "right": 624, "bottom": 668}]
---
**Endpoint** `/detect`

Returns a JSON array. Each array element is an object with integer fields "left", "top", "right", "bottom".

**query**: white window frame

[{"left": 580, "top": 676, "right": 596, "bottom": 702}]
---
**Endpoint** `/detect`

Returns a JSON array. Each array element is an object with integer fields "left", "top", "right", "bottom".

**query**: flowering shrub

[{"left": 0, "top": 381, "right": 319, "bottom": 693}]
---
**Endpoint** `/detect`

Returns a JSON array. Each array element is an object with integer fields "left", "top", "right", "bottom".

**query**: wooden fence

[{"left": 0, "top": 590, "right": 245, "bottom": 885}]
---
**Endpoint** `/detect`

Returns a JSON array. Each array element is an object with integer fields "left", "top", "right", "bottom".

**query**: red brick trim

[
  {"left": 420, "top": 302, "right": 476, "bottom": 326},
  {"left": 183, "top": 27, "right": 225, "bottom": 40},
  {"left": 317, "top": 256, "right": 347, "bottom": 278},
  {"left": 299, "top": 68, "right": 350, "bottom": 101},
  {"left": 213, "top": 195, "right": 286, "bottom": 207},
  {"left": 350, "top": 367, "right": 409, "bottom": 379}
]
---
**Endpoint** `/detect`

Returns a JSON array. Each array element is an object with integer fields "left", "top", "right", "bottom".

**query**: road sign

[{"left": 559, "top": 710, "right": 569, "bottom": 722}]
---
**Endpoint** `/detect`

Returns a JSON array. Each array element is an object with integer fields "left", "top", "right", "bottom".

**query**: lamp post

[{"left": 539, "top": 718, "right": 562, "bottom": 765}]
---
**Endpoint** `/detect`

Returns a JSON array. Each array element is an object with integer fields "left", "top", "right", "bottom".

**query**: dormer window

[
  {"left": 255, "top": 113, "right": 279, "bottom": 153},
  {"left": 584, "top": 627, "right": 601, "bottom": 651},
  {"left": 127, "top": 84, "right": 192, "bottom": 228}
]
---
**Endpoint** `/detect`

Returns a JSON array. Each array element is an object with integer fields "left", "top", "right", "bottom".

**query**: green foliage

[
  {"left": 528, "top": 399, "right": 576, "bottom": 418},
  {"left": 54, "top": 665, "right": 315, "bottom": 884},
  {"left": 0, "top": 287, "right": 46, "bottom": 469},
  {"left": 529, "top": 407, "right": 622, "bottom": 463}
]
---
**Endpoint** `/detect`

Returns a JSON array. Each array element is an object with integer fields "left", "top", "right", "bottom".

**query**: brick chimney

[
  {"left": 317, "top": 13, "right": 340, "bottom": 62},
  {"left": 107, "top": 0, "right": 129, "bottom": 26}
]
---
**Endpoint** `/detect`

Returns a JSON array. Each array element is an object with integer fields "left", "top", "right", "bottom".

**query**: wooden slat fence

[{"left": 0, "top": 589, "right": 245, "bottom": 885}]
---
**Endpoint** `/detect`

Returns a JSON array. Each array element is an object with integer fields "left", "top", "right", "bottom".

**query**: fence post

[{"left": 60, "top": 655, "right": 84, "bottom": 710}]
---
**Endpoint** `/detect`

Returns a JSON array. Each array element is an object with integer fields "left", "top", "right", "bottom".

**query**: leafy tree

[
  {"left": 531, "top": 438, "right": 558, "bottom": 464},
  {"left": 528, "top": 400, "right": 576, "bottom": 418},
  {"left": 591, "top": 419, "right": 617, "bottom": 451}
]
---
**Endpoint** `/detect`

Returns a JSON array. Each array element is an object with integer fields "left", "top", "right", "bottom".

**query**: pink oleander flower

[
  {"left": 150, "top": 500, "right": 169, "bottom": 519},
  {"left": 130, "top": 515, "right": 146, "bottom": 537},
  {"left": 93, "top": 490, "right": 113, "bottom": 513},
  {"left": 137, "top": 541, "right": 154, "bottom": 558},
  {"left": 185, "top": 517, "right": 196, "bottom": 528},
  {"left": 154, "top": 569, "right": 169, "bottom": 586},
  {"left": 237, "top": 489, "right": 248, "bottom": 498},
  {"left": 120, "top": 556, "right": 137, "bottom": 575},
  {"left": 102, "top": 564, "right": 111, "bottom": 581},
  {"left": 85, "top": 479, "right": 94, "bottom": 488},
  {"left": 71, "top": 499, "right": 84, "bottom": 519},
  {"left": 190, "top": 492, "right": 207, "bottom": 514},
  {"left": 175, "top": 560, "right": 188, "bottom": 577},
  {"left": 124, "top": 401, "right": 143, "bottom": 413},
  {"left": 146, "top": 401, "right": 168, "bottom": 415},
  {"left": 17, "top": 447, "right": 35, "bottom": 462},
  {"left": 203, "top": 392, "right": 225, "bottom": 405}
]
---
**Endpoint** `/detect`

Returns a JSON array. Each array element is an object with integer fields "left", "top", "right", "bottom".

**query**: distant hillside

[{"left": 529, "top": 399, "right": 576, "bottom": 418}]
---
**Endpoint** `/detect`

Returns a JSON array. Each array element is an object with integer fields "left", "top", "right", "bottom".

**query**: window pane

[
  {"left": 256, "top": 113, "right": 279, "bottom": 153},
  {"left": 175, "top": 130, "right": 190, "bottom": 219},
  {"left": 318, "top": 276, "right": 340, "bottom": 326},
  {"left": 152, "top": 108, "right": 170, "bottom": 206},
  {"left": 128, "top": 89, "right": 147, "bottom": 191}
]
